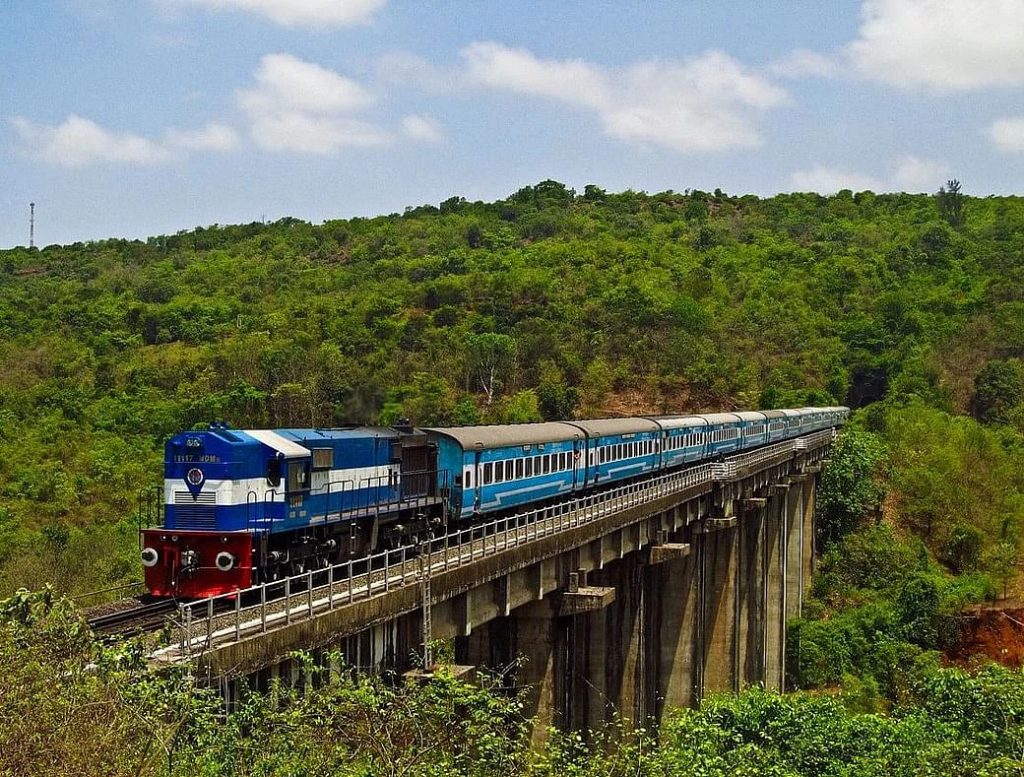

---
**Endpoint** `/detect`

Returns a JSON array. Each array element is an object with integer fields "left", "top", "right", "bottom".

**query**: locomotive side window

[
  {"left": 266, "top": 458, "right": 282, "bottom": 488},
  {"left": 288, "top": 461, "right": 309, "bottom": 492}
]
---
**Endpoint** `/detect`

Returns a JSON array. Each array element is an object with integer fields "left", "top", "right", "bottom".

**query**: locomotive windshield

[{"left": 266, "top": 458, "right": 281, "bottom": 488}]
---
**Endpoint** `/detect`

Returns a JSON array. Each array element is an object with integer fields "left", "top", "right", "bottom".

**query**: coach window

[
  {"left": 525, "top": 458, "right": 533, "bottom": 477},
  {"left": 515, "top": 459, "right": 524, "bottom": 479},
  {"left": 483, "top": 462, "right": 493, "bottom": 485},
  {"left": 495, "top": 461, "right": 504, "bottom": 483}
]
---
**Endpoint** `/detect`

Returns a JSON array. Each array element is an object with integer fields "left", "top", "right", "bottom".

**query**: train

[{"left": 140, "top": 406, "right": 849, "bottom": 597}]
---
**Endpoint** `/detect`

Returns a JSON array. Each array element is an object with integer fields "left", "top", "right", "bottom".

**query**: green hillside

[{"left": 1, "top": 181, "right": 1023, "bottom": 594}]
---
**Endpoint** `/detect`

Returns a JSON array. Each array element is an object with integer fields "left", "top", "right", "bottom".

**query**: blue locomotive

[{"left": 141, "top": 407, "right": 848, "bottom": 597}]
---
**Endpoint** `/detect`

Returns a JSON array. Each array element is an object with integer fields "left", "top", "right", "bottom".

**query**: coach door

[{"left": 571, "top": 440, "right": 583, "bottom": 491}]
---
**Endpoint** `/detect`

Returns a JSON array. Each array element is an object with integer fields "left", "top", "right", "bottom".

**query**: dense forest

[
  {"left": 3, "top": 182, "right": 1024, "bottom": 774},
  {"left": 1, "top": 180, "right": 1022, "bottom": 594}
]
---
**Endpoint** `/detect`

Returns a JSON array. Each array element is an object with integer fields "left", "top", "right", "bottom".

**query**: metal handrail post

[
  {"left": 206, "top": 597, "right": 213, "bottom": 646},
  {"left": 261, "top": 584, "right": 267, "bottom": 632},
  {"left": 285, "top": 578, "right": 291, "bottom": 624},
  {"left": 307, "top": 569, "right": 313, "bottom": 615},
  {"left": 328, "top": 564, "right": 335, "bottom": 610}
]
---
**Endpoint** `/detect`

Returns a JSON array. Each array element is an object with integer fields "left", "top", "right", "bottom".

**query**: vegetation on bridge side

[
  {"left": 788, "top": 401, "right": 1024, "bottom": 704},
  {"left": 2, "top": 183, "right": 1023, "bottom": 596}
]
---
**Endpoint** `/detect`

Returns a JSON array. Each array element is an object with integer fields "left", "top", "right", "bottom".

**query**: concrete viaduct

[{"left": 156, "top": 428, "right": 834, "bottom": 736}]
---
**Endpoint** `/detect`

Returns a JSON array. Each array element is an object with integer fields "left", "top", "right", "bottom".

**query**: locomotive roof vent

[{"left": 392, "top": 417, "right": 415, "bottom": 433}]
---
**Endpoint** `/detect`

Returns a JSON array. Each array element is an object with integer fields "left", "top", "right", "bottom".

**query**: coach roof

[
  {"left": 423, "top": 422, "right": 583, "bottom": 450},
  {"left": 568, "top": 417, "right": 662, "bottom": 436}
]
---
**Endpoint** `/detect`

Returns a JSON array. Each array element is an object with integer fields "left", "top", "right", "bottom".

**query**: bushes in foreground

[{"left": 5, "top": 588, "right": 1024, "bottom": 776}]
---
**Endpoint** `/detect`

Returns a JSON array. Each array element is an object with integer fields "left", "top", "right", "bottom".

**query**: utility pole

[{"left": 29, "top": 202, "right": 35, "bottom": 248}]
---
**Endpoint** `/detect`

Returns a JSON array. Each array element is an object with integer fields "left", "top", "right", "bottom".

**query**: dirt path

[{"left": 950, "top": 604, "right": 1024, "bottom": 667}]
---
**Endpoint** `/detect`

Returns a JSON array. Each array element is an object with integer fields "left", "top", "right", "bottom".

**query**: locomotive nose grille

[
  {"left": 175, "top": 491, "right": 216, "bottom": 505},
  {"left": 172, "top": 490, "right": 217, "bottom": 528}
]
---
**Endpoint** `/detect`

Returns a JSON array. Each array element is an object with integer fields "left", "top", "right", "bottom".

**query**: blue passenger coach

[
  {"left": 652, "top": 415, "right": 710, "bottom": 468},
  {"left": 701, "top": 413, "right": 745, "bottom": 456},
  {"left": 424, "top": 422, "right": 584, "bottom": 519},
  {"left": 570, "top": 418, "right": 662, "bottom": 489}
]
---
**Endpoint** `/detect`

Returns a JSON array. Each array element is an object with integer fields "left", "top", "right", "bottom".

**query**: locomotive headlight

[
  {"left": 215, "top": 551, "right": 236, "bottom": 572},
  {"left": 141, "top": 547, "right": 159, "bottom": 567}
]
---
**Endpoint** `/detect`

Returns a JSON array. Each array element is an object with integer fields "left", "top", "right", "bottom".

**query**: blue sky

[{"left": 1, "top": 0, "right": 1022, "bottom": 247}]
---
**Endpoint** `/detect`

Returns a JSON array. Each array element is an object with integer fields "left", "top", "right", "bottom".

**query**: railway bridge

[{"left": 153, "top": 428, "right": 834, "bottom": 737}]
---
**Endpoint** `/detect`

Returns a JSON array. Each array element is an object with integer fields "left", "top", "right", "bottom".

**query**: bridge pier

[
  {"left": 765, "top": 487, "right": 788, "bottom": 690},
  {"left": 700, "top": 515, "right": 739, "bottom": 694}
]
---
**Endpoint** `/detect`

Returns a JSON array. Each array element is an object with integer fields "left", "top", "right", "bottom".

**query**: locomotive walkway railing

[{"left": 158, "top": 428, "right": 835, "bottom": 662}]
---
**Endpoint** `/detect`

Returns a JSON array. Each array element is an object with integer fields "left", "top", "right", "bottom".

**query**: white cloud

[
  {"left": 460, "top": 42, "right": 787, "bottom": 153},
  {"left": 891, "top": 155, "right": 951, "bottom": 192},
  {"left": 401, "top": 115, "right": 443, "bottom": 143},
  {"left": 989, "top": 117, "right": 1024, "bottom": 152},
  {"left": 167, "top": 0, "right": 385, "bottom": 28},
  {"left": 237, "top": 53, "right": 391, "bottom": 153},
  {"left": 788, "top": 165, "right": 885, "bottom": 194},
  {"left": 164, "top": 122, "right": 240, "bottom": 152},
  {"left": 788, "top": 155, "right": 951, "bottom": 194},
  {"left": 238, "top": 53, "right": 373, "bottom": 116},
  {"left": 768, "top": 49, "right": 838, "bottom": 79},
  {"left": 375, "top": 51, "right": 459, "bottom": 92},
  {"left": 847, "top": 0, "right": 1024, "bottom": 90},
  {"left": 10, "top": 114, "right": 238, "bottom": 167}
]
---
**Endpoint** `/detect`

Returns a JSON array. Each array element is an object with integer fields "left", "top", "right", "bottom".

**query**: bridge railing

[{"left": 166, "top": 429, "right": 836, "bottom": 658}]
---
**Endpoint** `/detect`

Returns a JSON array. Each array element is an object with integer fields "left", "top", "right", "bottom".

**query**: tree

[
  {"left": 496, "top": 390, "right": 542, "bottom": 424},
  {"left": 465, "top": 333, "right": 517, "bottom": 406},
  {"left": 579, "top": 358, "right": 614, "bottom": 417},
  {"left": 816, "top": 429, "right": 887, "bottom": 548},
  {"left": 973, "top": 359, "right": 1024, "bottom": 425},
  {"left": 937, "top": 178, "right": 965, "bottom": 227}
]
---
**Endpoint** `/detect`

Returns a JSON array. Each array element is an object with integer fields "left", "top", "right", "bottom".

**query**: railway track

[{"left": 86, "top": 598, "right": 179, "bottom": 635}]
